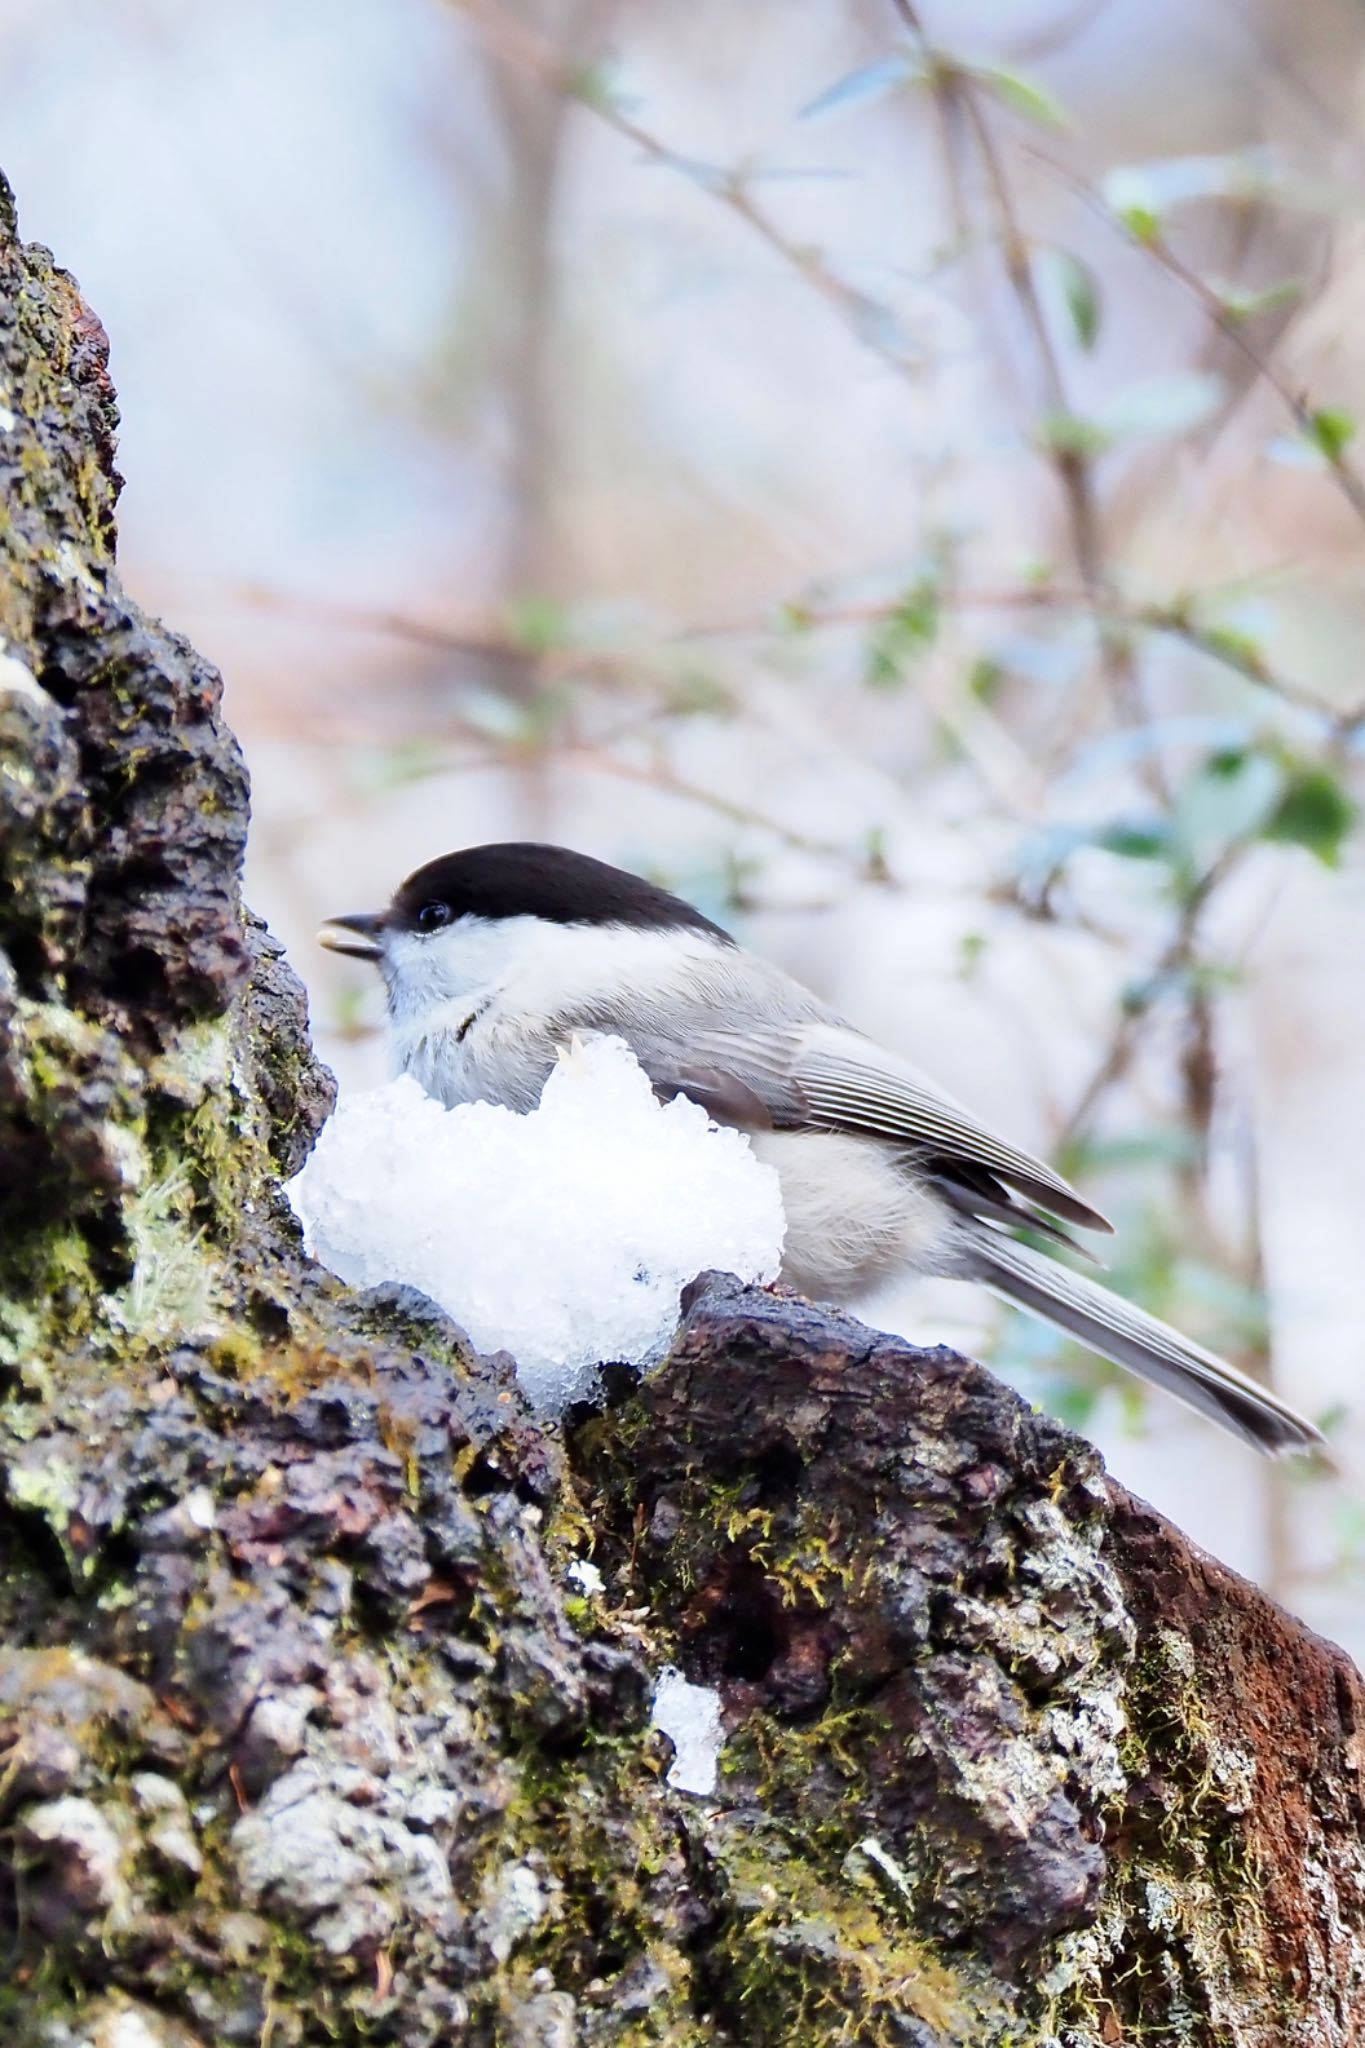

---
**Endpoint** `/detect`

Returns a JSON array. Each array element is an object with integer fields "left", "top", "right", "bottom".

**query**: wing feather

[{"left": 677, "top": 1017, "right": 1111, "bottom": 1235}]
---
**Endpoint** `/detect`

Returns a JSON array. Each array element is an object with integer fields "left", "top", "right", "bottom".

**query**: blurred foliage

[{"left": 274, "top": 0, "right": 1365, "bottom": 1603}]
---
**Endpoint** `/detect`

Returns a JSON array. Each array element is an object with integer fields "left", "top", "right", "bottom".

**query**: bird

[{"left": 318, "top": 840, "right": 1323, "bottom": 1457}]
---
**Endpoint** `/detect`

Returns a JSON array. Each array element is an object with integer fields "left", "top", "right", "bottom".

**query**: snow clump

[{"left": 288, "top": 1034, "right": 784, "bottom": 1413}]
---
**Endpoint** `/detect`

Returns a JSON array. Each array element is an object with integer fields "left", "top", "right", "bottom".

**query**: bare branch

[
  {"left": 1037, "top": 150, "right": 1365, "bottom": 532},
  {"left": 452, "top": 0, "right": 920, "bottom": 378}
]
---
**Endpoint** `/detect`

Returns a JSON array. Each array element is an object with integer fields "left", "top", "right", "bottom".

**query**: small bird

[{"left": 319, "top": 841, "right": 1322, "bottom": 1457}]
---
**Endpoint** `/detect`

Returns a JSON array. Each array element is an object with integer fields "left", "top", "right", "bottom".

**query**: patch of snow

[
  {"left": 288, "top": 1035, "right": 785, "bottom": 1413},
  {"left": 93, "top": 2011, "right": 174, "bottom": 2048},
  {"left": 183, "top": 1486, "right": 216, "bottom": 1530},
  {"left": 0, "top": 652, "right": 47, "bottom": 702},
  {"left": 651, "top": 1667, "right": 725, "bottom": 1796}
]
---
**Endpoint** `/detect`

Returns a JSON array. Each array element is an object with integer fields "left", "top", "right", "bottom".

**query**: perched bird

[{"left": 319, "top": 841, "right": 1322, "bottom": 1457}]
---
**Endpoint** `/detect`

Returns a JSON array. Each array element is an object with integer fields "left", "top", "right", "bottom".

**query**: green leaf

[
  {"left": 1170, "top": 747, "right": 1280, "bottom": 864},
  {"left": 1218, "top": 278, "right": 1303, "bottom": 325},
  {"left": 1066, "top": 1128, "right": 1201, "bottom": 1174},
  {"left": 1106, "top": 151, "right": 1278, "bottom": 215},
  {"left": 1305, "top": 407, "right": 1357, "bottom": 464},
  {"left": 1102, "top": 169, "right": 1164, "bottom": 244},
  {"left": 800, "top": 53, "right": 922, "bottom": 122},
  {"left": 864, "top": 579, "right": 941, "bottom": 688},
  {"left": 967, "top": 655, "right": 1004, "bottom": 703},
  {"left": 666, "top": 670, "right": 735, "bottom": 717},
  {"left": 564, "top": 61, "right": 623, "bottom": 114},
  {"left": 1048, "top": 1379, "right": 1104, "bottom": 1429},
  {"left": 505, "top": 595, "right": 570, "bottom": 654},
  {"left": 1118, "top": 201, "right": 1162, "bottom": 245},
  {"left": 1261, "top": 766, "right": 1357, "bottom": 866},
  {"left": 1095, "top": 822, "right": 1169, "bottom": 861},
  {"left": 1195, "top": 621, "right": 1269, "bottom": 680},
  {"left": 971, "top": 63, "right": 1071, "bottom": 133},
  {"left": 1041, "top": 248, "right": 1102, "bottom": 351},
  {"left": 368, "top": 740, "right": 451, "bottom": 789},
  {"left": 1036, "top": 410, "right": 1111, "bottom": 460}
]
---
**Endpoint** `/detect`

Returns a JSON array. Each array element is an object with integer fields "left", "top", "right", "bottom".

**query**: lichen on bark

[{"left": 1, "top": 169, "right": 1364, "bottom": 2048}]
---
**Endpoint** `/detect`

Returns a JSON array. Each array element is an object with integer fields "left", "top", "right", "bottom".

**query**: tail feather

[{"left": 961, "top": 1227, "right": 1324, "bottom": 1458}]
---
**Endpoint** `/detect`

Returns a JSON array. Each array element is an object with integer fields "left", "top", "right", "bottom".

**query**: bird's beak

[{"left": 317, "top": 912, "right": 385, "bottom": 961}]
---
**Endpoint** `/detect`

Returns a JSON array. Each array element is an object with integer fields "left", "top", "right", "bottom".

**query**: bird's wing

[{"left": 669, "top": 1016, "right": 1111, "bottom": 1235}]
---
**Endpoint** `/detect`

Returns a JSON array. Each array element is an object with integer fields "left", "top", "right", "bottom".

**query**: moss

[
  {"left": 547, "top": 1442, "right": 1030, "bottom": 2045},
  {"left": 0, "top": 1225, "right": 104, "bottom": 1360},
  {"left": 0, "top": 1003, "right": 289, "bottom": 1373},
  {"left": 143, "top": 1014, "right": 273, "bottom": 1237},
  {"left": 1036, "top": 1625, "right": 1273, "bottom": 2046},
  {"left": 0, "top": 1949, "right": 88, "bottom": 2045},
  {"left": 702, "top": 1820, "right": 1006, "bottom": 2048},
  {"left": 205, "top": 1325, "right": 268, "bottom": 1377},
  {"left": 468, "top": 1730, "right": 711, "bottom": 2044},
  {"left": 0, "top": 1018, "right": 250, "bottom": 1365}
]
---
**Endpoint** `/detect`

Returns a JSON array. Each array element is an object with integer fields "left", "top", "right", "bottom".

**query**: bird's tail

[{"left": 960, "top": 1226, "right": 1324, "bottom": 1458}]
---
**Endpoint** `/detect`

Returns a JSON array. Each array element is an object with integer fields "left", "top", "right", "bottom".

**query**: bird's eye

[{"left": 415, "top": 901, "right": 454, "bottom": 932}]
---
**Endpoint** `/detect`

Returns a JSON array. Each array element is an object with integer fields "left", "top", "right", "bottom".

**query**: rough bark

[{"left": 0, "top": 172, "right": 1362, "bottom": 2048}]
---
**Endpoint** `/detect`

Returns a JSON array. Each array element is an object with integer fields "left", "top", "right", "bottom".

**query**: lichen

[{"left": 1035, "top": 1622, "right": 1277, "bottom": 2047}]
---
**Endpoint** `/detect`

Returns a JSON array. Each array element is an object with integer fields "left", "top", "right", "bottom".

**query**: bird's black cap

[{"left": 387, "top": 842, "right": 735, "bottom": 942}]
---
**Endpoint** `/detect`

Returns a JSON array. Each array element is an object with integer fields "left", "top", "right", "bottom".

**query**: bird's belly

[{"left": 748, "top": 1129, "right": 952, "bottom": 1302}]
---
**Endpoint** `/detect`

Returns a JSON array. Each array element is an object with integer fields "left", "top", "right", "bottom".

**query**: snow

[
  {"left": 650, "top": 1668, "right": 725, "bottom": 1796},
  {"left": 287, "top": 1034, "right": 785, "bottom": 1413},
  {"left": 565, "top": 1558, "right": 605, "bottom": 1598},
  {"left": 0, "top": 651, "right": 47, "bottom": 702}
]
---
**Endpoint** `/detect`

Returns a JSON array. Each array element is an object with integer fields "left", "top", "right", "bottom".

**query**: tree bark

[{"left": 0, "top": 172, "right": 1362, "bottom": 2048}]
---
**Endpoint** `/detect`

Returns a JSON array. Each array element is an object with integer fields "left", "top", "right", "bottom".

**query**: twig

[
  {"left": 1003, "top": 0, "right": 1115, "bottom": 64},
  {"left": 1057, "top": 847, "right": 1242, "bottom": 1148},
  {"left": 557, "top": 744, "right": 861, "bottom": 860},
  {"left": 1038, "top": 151, "right": 1365, "bottom": 532},
  {"left": 889, "top": 5, "right": 1097, "bottom": 574},
  {"left": 890, "top": 1, "right": 1152, "bottom": 746},
  {"left": 242, "top": 570, "right": 1364, "bottom": 741},
  {"left": 1148, "top": 240, "right": 1365, "bottom": 528},
  {"left": 240, "top": 582, "right": 520, "bottom": 662},
  {"left": 681, "top": 581, "right": 1360, "bottom": 727},
  {"left": 451, "top": 0, "right": 918, "bottom": 378}
]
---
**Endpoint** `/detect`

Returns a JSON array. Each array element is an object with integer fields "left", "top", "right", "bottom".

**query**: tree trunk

[{"left": 1, "top": 172, "right": 1362, "bottom": 2048}]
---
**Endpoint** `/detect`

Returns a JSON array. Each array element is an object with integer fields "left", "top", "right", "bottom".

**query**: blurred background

[{"left": 6, "top": 0, "right": 1365, "bottom": 1650}]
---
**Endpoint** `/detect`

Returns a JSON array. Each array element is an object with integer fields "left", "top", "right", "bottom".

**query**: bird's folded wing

[{"left": 680, "top": 1018, "right": 1111, "bottom": 1235}]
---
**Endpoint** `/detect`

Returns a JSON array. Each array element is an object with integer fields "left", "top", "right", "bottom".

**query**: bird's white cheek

[
  {"left": 381, "top": 935, "right": 445, "bottom": 1023},
  {"left": 382, "top": 917, "right": 520, "bottom": 1016}
]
